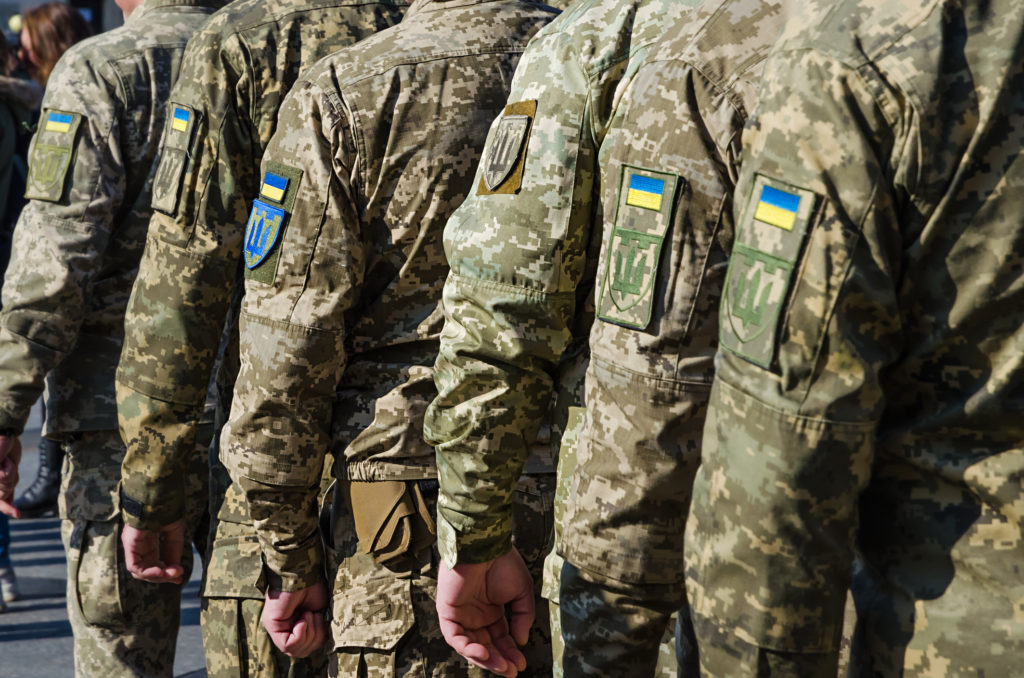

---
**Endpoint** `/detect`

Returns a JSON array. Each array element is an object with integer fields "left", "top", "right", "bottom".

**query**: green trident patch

[
  {"left": 25, "top": 109, "right": 82, "bottom": 202},
  {"left": 597, "top": 166, "right": 679, "bottom": 330},
  {"left": 720, "top": 174, "right": 818, "bottom": 367}
]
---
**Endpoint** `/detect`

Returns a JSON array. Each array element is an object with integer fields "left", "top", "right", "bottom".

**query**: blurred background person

[
  {"left": 0, "top": 31, "right": 23, "bottom": 615},
  {"left": 17, "top": 2, "right": 91, "bottom": 87},
  {"left": 9, "top": 1, "right": 90, "bottom": 520}
]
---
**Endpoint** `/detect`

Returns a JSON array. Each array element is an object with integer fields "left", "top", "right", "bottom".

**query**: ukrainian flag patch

[
  {"left": 171, "top": 106, "right": 190, "bottom": 132},
  {"left": 625, "top": 174, "right": 665, "bottom": 211},
  {"left": 753, "top": 185, "right": 801, "bottom": 231},
  {"left": 719, "top": 174, "right": 820, "bottom": 368},
  {"left": 260, "top": 172, "right": 288, "bottom": 203},
  {"left": 44, "top": 112, "right": 73, "bottom": 133}
]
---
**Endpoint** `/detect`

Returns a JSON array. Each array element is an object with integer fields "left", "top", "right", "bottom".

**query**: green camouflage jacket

[
  {"left": 221, "top": 0, "right": 559, "bottom": 591},
  {"left": 0, "top": 0, "right": 225, "bottom": 437},
  {"left": 116, "top": 0, "right": 407, "bottom": 530},
  {"left": 688, "top": 0, "right": 1024, "bottom": 674},
  {"left": 422, "top": 0, "right": 702, "bottom": 566},
  {"left": 557, "top": 0, "right": 792, "bottom": 592}
]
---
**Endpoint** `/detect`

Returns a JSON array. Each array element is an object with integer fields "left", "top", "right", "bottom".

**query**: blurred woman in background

[{"left": 18, "top": 2, "right": 91, "bottom": 87}]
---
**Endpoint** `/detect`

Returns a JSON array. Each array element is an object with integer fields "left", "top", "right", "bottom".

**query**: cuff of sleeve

[
  {"left": 437, "top": 514, "right": 513, "bottom": 568},
  {"left": 259, "top": 532, "right": 324, "bottom": 592},
  {"left": 0, "top": 409, "right": 27, "bottom": 435},
  {"left": 118, "top": 481, "right": 185, "bottom": 530}
]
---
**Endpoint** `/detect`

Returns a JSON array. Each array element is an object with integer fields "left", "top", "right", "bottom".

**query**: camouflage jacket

[
  {"left": 688, "top": 0, "right": 1024, "bottom": 674},
  {"left": 421, "top": 0, "right": 702, "bottom": 566},
  {"left": 115, "top": 0, "right": 407, "bottom": 530},
  {"left": 221, "top": 0, "right": 559, "bottom": 591},
  {"left": 0, "top": 0, "right": 225, "bottom": 437},
  {"left": 556, "top": 0, "right": 792, "bottom": 592}
]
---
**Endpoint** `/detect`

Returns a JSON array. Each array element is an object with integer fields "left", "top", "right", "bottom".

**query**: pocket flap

[{"left": 331, "top": 569, "right": 414, "bottom": 651}]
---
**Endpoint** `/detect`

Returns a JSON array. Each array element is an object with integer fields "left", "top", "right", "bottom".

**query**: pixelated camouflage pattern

[
  {"left": 560, "top": 0, "right": 793, "bottom": 591},
  {"left": 221, "top": 0, "right": 558, "bottom": 591},
  {"left": 326, "top": 475, "right": 554, "bottom": 675},
  {"left": 560, "top": 561, "right": 692, "bottom": 677},
  {"left": 687, "top": 0, "right": 1024, "bottom": 674},
  {"left": 61, "top": 429, "right": 208, "bottom": 678},
  {"left": 116, "top": 0, "right": 407, "bottom": 529},
  {"left": 0, "top": 0, "right": 225, "bottom": 438},
  {"left": 424, "top": 0, "right": 702, "bottom": 569},
  {"left": 202, "top": 596, "right": 329, "bottom": 678},
  {"left": 543, "top": 407, "right": 679, "bottom": 677}
]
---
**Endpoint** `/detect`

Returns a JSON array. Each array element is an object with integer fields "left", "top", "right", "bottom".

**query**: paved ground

[{"left": 0, "top": 403, "right": 207, "bottom": 678}]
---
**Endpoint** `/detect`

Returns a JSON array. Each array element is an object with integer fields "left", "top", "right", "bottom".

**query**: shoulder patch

[
  {"left": 244, "top": 161, "right": 303, "bottom": 285},
  {"left": 720, "top": 174, "right": 819, "bottom": 368},
  {"left": 244, "top": 200, "right": 286, "bottom": 269},
  {"left": 25, "top": 109, "right": 83, "bottom": 202},
  {"left": 152, "top": 102, "right": 200, "bottom": 216},
  {"left": 597, "top": 165, "right": 680, "bottom": 330},
  {"left": 477, "top": 100, "right": 537, "bottom": 196}
]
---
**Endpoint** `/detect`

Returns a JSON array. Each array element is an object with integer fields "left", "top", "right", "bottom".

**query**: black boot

[{"left": 13, "top": 437, "right": 63, "bottom": 518}]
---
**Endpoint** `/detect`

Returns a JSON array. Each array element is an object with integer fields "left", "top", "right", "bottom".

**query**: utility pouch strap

[{"left": 348, "top": 480, "right": 436, "bottom": 576}]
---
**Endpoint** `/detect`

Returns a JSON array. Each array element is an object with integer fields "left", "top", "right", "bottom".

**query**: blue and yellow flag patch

[
  {"left": 44, "top": 112, "right": 73, "bottom": 133},
  {"left": 171, "top": 106, "right": 190, "bottom": 132},
  {"left": 260, "top": 172, "right": 288, "bottom": 203},
  {"left": 753, "top": 185, "right": 801, "bottom": 231},
  {"left": 625, "top": 174, "right": 665, "bottom": 211}
]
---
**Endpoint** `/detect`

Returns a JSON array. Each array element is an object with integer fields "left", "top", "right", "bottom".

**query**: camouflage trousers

[
  {"left": 559, "top": 562, "right": 695, "bottom": 677},
  {"left": 202, "top": 594, "right": 329, "bottom": 678},
  {"left": 202, "top": 441, "right": 328, "bottom": 678},
  {"left": 58, "top": 429, "right": 207, "bottom": 678},
  {"left": 548, "top": 594, "right": 681, "bottom": 678},
  {"left": 545, "top": 407, "right": 692, "bottom": 676},
  {"left": 327, "top": 474, "right": 555, "bottom": 677}
]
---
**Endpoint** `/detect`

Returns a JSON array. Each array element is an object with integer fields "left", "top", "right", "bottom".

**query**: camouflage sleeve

[
  {"left": 686, "top": 47, "right": 905, "bottom": 672},
  {"left": 0, "top": 55, "right": 125, "bottom": 431},
  {"left": 117, "top": 27, "right": 257, "bottom": 529},
  {"left": 222, "top": 77, "right": 358, "bottom": 591},
  {"left": 422, "top": 28, "right": 596, "bottom": 566}
]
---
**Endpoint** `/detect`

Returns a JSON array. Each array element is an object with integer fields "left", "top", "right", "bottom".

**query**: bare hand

[
  {"left": 0, "top": 436, "right": 23, "bottom": 518},
  {"left": 121, "top": 518, "right": 187, "bottom": 584},
  {"left": 436, "top": 547, "right": 535, "bottom": 678},
  {"left": 262, "top": 580, "right": 329, "bottom": 658}
]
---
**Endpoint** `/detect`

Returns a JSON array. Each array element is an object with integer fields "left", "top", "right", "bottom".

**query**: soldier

[
  {"left": 218, "top": 0, "right": 558, "bottom": 674},
  {"left": 686, "top": 0, "right": 1024, "bottom": 675},
  {"left": 419, "top": 0, "right": 798, "bottom": 674},
  {"left": 113, "top": 0, "right": 407, "bottom": 675},
  {"left": 0, "top": 0, "right": 225, "bottom": 674}
]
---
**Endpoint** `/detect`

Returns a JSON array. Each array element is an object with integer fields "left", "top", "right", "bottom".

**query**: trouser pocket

[{"left": 64, "top": 517, "right": 127, "bottom": 630}]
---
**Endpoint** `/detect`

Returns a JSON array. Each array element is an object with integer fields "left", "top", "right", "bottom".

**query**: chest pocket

[
  {"left": 26, "top": 109, "right": 83, "bottom": 202},
  {"left": 151, "top": 102, "right": 199, "bottom": 216}
]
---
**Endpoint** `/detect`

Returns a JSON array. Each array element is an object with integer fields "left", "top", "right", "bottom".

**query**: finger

[
  {"left": 262, "top": 613, "right": 293, "bottom": 654},
  {"left": 437, "top": 615, "right": 489, "bottom": 661},
  {"left": 0, "top": 498, "right": 19, "bottom": 519},
  {"left": 506, "top": 587, "right": 535, "bottom": 647},
  {"left": 161, "top": 536, "right": 184, "bottom": 573},
  {"left": 122, "top": 532, "right": 180, "bottom": 583},
  {"left": 308, "top": 607, "right": 327, "bottom": 655},
  {"left": 487, "top": 619, "right": 527, "bottom": 673}
]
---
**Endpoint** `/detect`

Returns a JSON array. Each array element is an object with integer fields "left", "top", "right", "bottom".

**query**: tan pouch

[{"left": 348, "top": 480, "right": 436, "bottom": 576}]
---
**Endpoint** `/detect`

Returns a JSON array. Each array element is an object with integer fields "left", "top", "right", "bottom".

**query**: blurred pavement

[{"left": 0, "top": 401, "right": 207, "bottom": 678}]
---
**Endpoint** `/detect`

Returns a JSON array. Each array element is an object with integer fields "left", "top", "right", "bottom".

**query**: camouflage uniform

[
  {"left": 219, "top": 0, "right": 557, "bottom": 673},
  {"left": 420, "top": 0, "right": 782, "bottom": 672},
  {"left": 686, "top": 0, "right": 1024, "bottom": 675},
  {"left": 114, "top": 0, "right": 407, "bottom": 674},
  {"left": 0, "top": 0, "right": 224, "bottom": 674}
]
